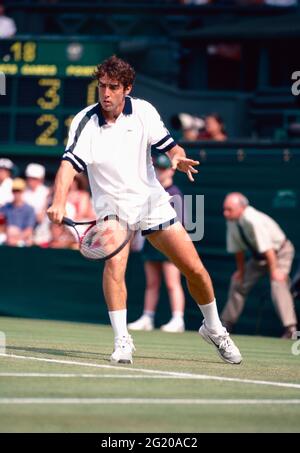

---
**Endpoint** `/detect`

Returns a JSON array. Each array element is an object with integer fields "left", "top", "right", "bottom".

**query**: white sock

[
  {"left": 172, "top": 311, "right": 184, "bottom": 320},
  {"left": 143, "top": 310, "right": 155, "bottom": 319},
  {"left": 108, "top": 309, "right": 128, "bottom": 339},
  {"left": 198, "top": 299, "right": 224, "bottom": 333}
]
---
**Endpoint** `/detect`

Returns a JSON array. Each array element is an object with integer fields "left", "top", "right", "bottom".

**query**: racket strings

[{"left": 80, "top": 221, "right": 131, "bottom": 260}]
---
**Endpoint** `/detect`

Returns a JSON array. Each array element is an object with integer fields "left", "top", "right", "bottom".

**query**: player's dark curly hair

[{"left": 94, "top": 55, "right": 135, "bottom": 89}]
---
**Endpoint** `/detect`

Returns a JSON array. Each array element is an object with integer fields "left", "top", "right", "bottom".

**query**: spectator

[
  {"left": 67, "top": 173, "right": 95, "bottom": 221},
  {"left": 221, "top": 192, "right": 298, "bottom": 339},
  {"left": 204, "top": 114, "right": 227, "bottom": 141},
  {"left": 0, "top": 178, "right": 36, "bottom": 246},
  {"left": 43, "top": 222, "right": 78, "bottom": 249},
  {"left": 182, "top": 125, "right": 202, "bottom": 142},
  {"left": 176, "top": 113, "right": 205, "bottom": 141},
  {"left": 0, "top": 158, "right": 13, "bottom": 207},
  {"left": 0, "top": 4, "right": 17, "bottom": 39},
  {"left": 128, "top": 154, "right": 186, "bottom": 333},
  {"left": 24, "top": 163, "right": 49, "bottom": 225}
]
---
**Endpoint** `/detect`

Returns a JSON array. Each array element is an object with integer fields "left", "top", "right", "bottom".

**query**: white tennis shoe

[
  {"left": 160, "top": 317, "right": 185, "bottom": 333},
  {"left": 128, "top": 315, "right": 154, "bottom": 331},
  {"left": 199, "top": 322, "right": 242, "bottom": 365},
  {"left": 110, "top": 335, "right": 136, "bottom": 364}
]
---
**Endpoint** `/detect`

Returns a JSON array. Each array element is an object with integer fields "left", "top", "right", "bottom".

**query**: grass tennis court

[{"left": 0, "top": 316, "right": 299, "bottom": 433}]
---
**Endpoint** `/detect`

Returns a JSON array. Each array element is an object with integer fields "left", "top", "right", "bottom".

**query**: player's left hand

[{"left": 171, "top": 156, "right": 199, "bottom": 182}]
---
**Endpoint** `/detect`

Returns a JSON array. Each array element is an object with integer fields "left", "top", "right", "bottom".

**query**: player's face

[{"left": 98, "top": 75, "right": 131, "bottom": 114}]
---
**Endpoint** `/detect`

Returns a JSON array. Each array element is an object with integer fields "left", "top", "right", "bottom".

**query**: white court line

[
  {"left": 0, "top": 373, "right": 175, "bottom": 379},
  {"left": 0, "top": 398, "right": 300, "bottom": 405},
  {"left": 1, "top": 353, "right": 300, "bottom": 390}
]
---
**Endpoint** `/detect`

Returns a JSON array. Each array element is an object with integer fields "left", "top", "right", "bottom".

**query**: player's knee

[
  {"left": 105, "top": 256, "right": 127, "bottom": 278},
  {"left": 185, "top": 264, "right": 206, "bottom": 284}
]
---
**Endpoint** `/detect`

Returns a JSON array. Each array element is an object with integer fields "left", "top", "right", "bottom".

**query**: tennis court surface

[{"left": 0, "top": 316, "right": 299, "bottom": 433}]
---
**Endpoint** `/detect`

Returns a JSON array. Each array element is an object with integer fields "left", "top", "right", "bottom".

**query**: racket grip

[{"left": 62, "top": 216, "right": 75, "bottom": 227}]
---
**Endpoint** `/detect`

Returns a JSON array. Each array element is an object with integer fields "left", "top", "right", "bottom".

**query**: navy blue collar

[{"left": 97, "top": 96, "right": 133, "bottom": 127}]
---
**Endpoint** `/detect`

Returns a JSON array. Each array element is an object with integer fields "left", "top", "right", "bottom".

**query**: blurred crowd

[
  {"left": 0, "top": 158, "right": 95, "bottom": 249},
  {"left": 173, "top": 112, "right": 227, "bottom": 142}
]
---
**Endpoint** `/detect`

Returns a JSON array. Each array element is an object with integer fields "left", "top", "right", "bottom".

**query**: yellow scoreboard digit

[{"left": 37, "top": 78, "right": 61, "bottom": 110}]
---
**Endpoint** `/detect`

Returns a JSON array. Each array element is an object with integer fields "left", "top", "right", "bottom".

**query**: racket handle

[{"left": 62, "top": 216, "right": 75, "bottom": 227}]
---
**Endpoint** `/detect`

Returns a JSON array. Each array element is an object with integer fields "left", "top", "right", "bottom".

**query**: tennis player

[{"left": 47, "top": 55, "right": 242, "bottom": 365}]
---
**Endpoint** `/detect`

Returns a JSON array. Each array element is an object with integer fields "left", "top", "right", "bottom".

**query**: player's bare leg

[
  {"left": 147, "top": 222, "right": 242, "bottom": 364},
  {"left": 148, "top": 222, "right": 214, "bottom": 305},
  {"left": 103, "top": 241, "right": 130, "bottom": 311},
  {"left": 103, "top": 242, "right": 135, "bottom": 363}
]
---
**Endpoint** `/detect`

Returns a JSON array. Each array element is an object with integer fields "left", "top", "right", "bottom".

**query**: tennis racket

[{"left": 62, "top": 216, "right": 133, "bottom": 261}]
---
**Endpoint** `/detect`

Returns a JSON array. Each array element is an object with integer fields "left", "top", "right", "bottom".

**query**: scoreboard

[{"left": 0, "top": 38, "right": 118, "bottom": 155}]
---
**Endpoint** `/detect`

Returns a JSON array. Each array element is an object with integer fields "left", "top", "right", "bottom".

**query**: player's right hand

[{"left": 47, "top": 205, "right": 65, "bottom": 224}]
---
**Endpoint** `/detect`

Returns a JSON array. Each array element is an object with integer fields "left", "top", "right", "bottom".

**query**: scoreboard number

[
  {"left": 64, "top": 115, "right": 74, "bottom": 146},
  {"left": 35, "top": 114, "right": 59, "bottom": 146},
  {"left": 87, "top": 79, "right": 98, "bottom": 106},
  {"left": 9, "top": 41, "right": 37, "bottom": 62},
  {"left": 37, "top": 78, "right": 61, "bottom": 110}
]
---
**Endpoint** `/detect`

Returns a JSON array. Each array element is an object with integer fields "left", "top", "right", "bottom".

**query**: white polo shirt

[
  {"left": 226, "top": 206, "right": 286, "bottom": 254},
  {"left": 63, "top": 97, "right": 176, "bottom": 224}
]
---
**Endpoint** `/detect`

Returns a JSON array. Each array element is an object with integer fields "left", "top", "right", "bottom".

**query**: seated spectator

[
  {"left": 0, "top": 158, "right": 13, "bottom": 207},
  {"left": 24, "top": 163, "right": 49, "bottom": 225},
  {"left": 67, "top": 173, "right": 95, "bottom": 222},
  {"left": 176, "top": 113, "right": 205, "bottom": 141},
  {"left": 43, "top": 223, "right": 78, "bottom": 249},
  {"left": 182, "top": 125, "right": 202, "bottom": 142},
  {"left": 0, "top": 178, "right": 36, "bottom": 246},
  {"left": 204, "top": 113, "right": 227, "bottom": 141},
  {"left": 0, "top": 4, "right": 17, "bottom": 39}
]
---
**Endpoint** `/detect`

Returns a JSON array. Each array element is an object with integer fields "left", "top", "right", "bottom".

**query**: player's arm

[
  {"left": 47, "top": 160, "right": 77, "bottom": 224},
  {"left": 264, "top": 248, "right": 286, "bottom": 282},
  {"left": 167, "top": 144, "right": 199, "bottom": 182}
]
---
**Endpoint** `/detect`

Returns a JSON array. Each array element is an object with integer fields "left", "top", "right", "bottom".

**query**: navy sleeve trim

[
  {"left": 62, "top": 156, "right": 83, "bottom": 173},
  {"left": 153, "top": 134, "right": 171, "bottom": 149},
  {"left": 154, "top": 141, "right": 176, "bottom": 154}
]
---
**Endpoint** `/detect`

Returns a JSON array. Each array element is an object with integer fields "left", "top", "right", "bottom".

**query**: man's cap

[
  {"left": 0, "top": 158, "right": 14, "bottom": 171},
  {"left": 12, "top": 178, "right": 26, "bottom": 191},
  {"left": 178, "top": 113, "right": 205, "bottom": 131},
  {"left": 25, "top": 163, "right": 45, "bottom": 179},
  {"left": 154, "top": 154, "right": 172, "bottom": 169}
]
